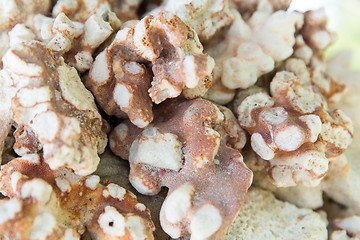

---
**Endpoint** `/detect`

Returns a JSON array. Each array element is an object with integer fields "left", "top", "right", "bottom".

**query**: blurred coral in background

[{"left": 289, "top": 0, "right": 360, "bottom": 70}]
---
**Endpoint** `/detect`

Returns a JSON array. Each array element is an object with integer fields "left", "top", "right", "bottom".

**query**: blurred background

[{"left": 288, "top": 0, "right": 360, "bottom": 70}]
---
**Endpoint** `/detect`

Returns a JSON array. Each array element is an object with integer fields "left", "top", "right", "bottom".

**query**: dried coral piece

[
  {"left": 278, "top": 60, "right": 353, "bottom": 157},
  {"left": 317, "top": 109, "right": 354, "bottom": 158},
  {"left": 31, "top": 8, "right": 120, "bottom": 72},
  {"left": 13, "top": 125, "right": 41, "bottom": 156},
  {"left": 32, "top": 13, "right": 84, "bottom": 52},
  {"left": 321, "top": 72, "right": 360, "bottom": 215},
  {"left": 86, "top": 37, "right": 154, "bottom": 128},
  {"left": 0, "top": 0, "right": 49, "bottom": 67},
  {"left": 205, "top": 7, "right": 302, "bottom": 104},
  {"left": 110, "top": 99, "right": 252, "bottom": 239},
  {"left": 226, "top": 187, "right": 328, "bottom": 240},
  {"left": 0, "top": 155, "right": 155, "bottom": 239},
  {"left": 310, "top": 66, "right": 347, "bottom": 103},
  {"left": 2, "top": 41, "right": 107, "bottom": 175},
  {"left": 0, "top": 71, "right": 13, "bottom": 164},
  {"left": 109, "top": 11, "right": 215, "bottom": 104},
  {"left": 238, "top": 92, "right": 322, "bottom": 160},
  {"left": 53, "top": 0, "right": 141, "bottom": 23},
  {"left": 0, "top": 0, "right": 51, "bottom": 32},
  {"left": 162, "top": 0, "right": 234, "bottom": 41},
  {"left": 231, "top": 0, "right": 292, "bottom": 18},
  {"left": 236, "top": 63, "right": 353, "bottom": 186},
  {"left": 94, "top": 148, "right": 170, "bottom": 240},
  {"left": 330, "top": 216, "right": 360, "bottom": 240},
  {"left": 0, "top": 23, "right": 37, "bottom": 66},
  {"left": 302, "top": 9, "right": 336, "bottom": 54},
  {"left": 285, "top": 57, "right": 347, "bottom": 103}
]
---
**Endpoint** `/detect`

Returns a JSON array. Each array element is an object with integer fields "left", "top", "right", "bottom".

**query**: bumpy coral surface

[
  {"left": 235, "top": 60, "right": 353, "bottom": 187},
  {"left": 110, "top": 99, "right": 252, "bottom": 239},
  {"left": 2, "top": 41, "right": 108, "bottom": 175},
  {"left": 0, "top": 0, "right": 358, "bottom": 239},
  {"left": 0, "top": 155, "right": 155, "bottom": 239}
]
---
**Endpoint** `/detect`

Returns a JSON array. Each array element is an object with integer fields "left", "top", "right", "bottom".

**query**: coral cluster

[{"left": 0, "top": 0, "right": 359, "bottom": 239}]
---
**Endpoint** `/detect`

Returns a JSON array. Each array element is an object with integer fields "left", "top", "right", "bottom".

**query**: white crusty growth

[
  {"left": 110, "top": 11, "right": 215, "bottom": 104},
  {"left": 236, "top": 92, "right": 326, "bottom": 186},
  {"left": 226, "top": 188, "right": 327, "bottom": 239},
  {"left": 86, "top": 40, "right": 154, "bottom": 128},
  {"left": 2, "top": 41, "right": 107, "bottom": 175},
  {"left": 0, "top": 155, "right": 155, "bottom": 239},
  {"left": 31, "top": 6, "right": 120, "bottom": 72},
  {"left": 204, "top": 8, "right": 303, "bottom": 104},
  {"left": 110, "top": 99, "right": 252, "bottom": 239},
  {"left": 162, "top": 0, "right": 234, "bottom": 41},
  {"left": 130, "top": 126, "right": 183, "bottom": 171},
  {"left": 0, "top": 0, "right": 51, "bottom": 32},
  {"left": 236, "top": 61, "right": 353, "bottom": 186},
  {"left": 302, "top": 9, "right": 335, "bottom": 52},
  {"left": 330, "top": 216, "right": 360, "bottom": 240},
  {"left": 271, "top": 64, "right": 353, "bottom": 158},
  {"left": 32, "top": 13, "right": 83, "bottom": 52}
]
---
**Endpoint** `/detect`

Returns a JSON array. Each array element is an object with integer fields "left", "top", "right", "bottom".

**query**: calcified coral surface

[
  {"left": 0, "top": 155, "right": 155, "bottom": 239},
  {"left": 110, "top": 99, "right": 252, "bottom": 239},
  {"left": 0, "top": 0, "right": 358, "bottom": 239}
]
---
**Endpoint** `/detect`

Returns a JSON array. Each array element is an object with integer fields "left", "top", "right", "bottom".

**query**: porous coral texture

[
  {"left": 2, "top": 41, "right": 107, "bottom": 175},
  {"left": 0, "top": 155, "right": 155, "bottom": 239},
  {"left": 236, "top": 59, "right": 353, "bottom": 187},
  {"left": 31, "top": 7, "right": 121, "bottom": 72},
  {"left": 12, "top": 125, "right": 41, "bottom": 156},
  {"left": 86, "top": 35, "right": 154, "bottom": 128},
  {"left": 109, "top": 99, "right": 252, "bottom": 239},
  {"left": 226, "top": 187, "right": 327, "bottom": 240},
  {"left": 0, "top": 0, "right": 51, "bottom": 67},
  {"left": 330, "top": 216, "right": 360, "bottom": 240},
  {"left": 320, "top": 64, "right": 360, "bottom": 216},
  {"left": 162, "top": 0, "right": 234, "bottom": 41},
  {"left": 106, "top": 11, "right": 215, "bottom": 104},
  {"left": 204, "top": 4, "right": 303, "bottom": 104},
  {"left": 302, "top": 9, "right": 336, "bottom": 54},
  {"left": 52, "top": 0, "right": 142, "bottom": 23}
]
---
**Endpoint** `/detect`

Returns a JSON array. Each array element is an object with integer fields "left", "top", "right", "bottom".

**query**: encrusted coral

[
  {"left": 0, "top": 155, "right": 155, "bottom": 239},
  {"left": 2, "top": 41, "right": 107, "bottom": 175},
  {"left": 110, "top": 99, "right": 252, "bottom": 239},
  {"left": 235, "top": 59, "right": 353, "bottom": 187}
]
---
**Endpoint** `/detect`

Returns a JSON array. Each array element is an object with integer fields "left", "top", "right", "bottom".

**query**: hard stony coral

[
  {"left": 205, "top": 7, "right": 303, "bottom": 104},
  {"left": 52, "top": 0, "right": 142, "bottom": 23},
  {"left": 103, "top": 11, "right": 215, "bottom": 104},
  {"left": 162, "top": 0, "right": 234, "bottom": 41},
  {"left": 2, "top": 41, "right": 108, "bottom": 175},
  {"left": 86, "top": 32, "right": 154, "bottom": 128},
  {"left": 0, "top": 0, "right": 51, "bottom": 67},
  {"left": 109, "top": 99, "right": 252, "bottom": 239},
  {"left": 31, "top": 8, "right": 120, "bottom": 72},
  {"left": 235, "top": 59, "right": 353, "bottom": 187},
  {"left": 87, "top": 11, "right": 215, "bottom": 128},
  {"left": 0, "top": 154, "right": 155, "bottom": 239}
]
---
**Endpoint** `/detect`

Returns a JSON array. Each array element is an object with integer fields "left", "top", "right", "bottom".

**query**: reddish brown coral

[
  {"left": 110, "top": 99, "right": 252, "bottom": 239},
  {"left": 0, "top": 155, "right": 155, "bottom": 239},
  {"left": 2, "top": 41, "right": 108, "bottom": 175}
]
